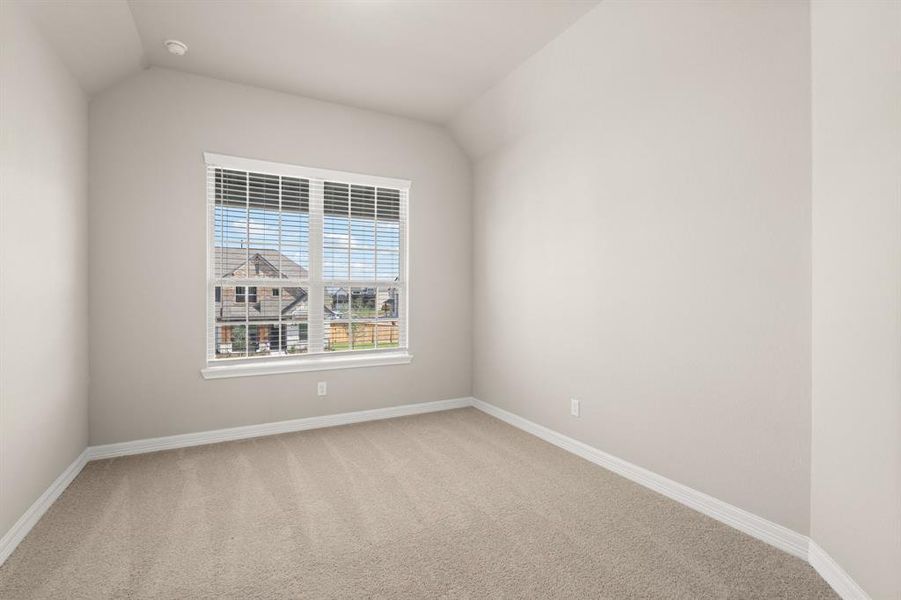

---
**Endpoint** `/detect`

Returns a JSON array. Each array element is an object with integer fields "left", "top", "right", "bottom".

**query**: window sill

[{"left": 201, "top": 351, "right": 412, "bottom": 380}]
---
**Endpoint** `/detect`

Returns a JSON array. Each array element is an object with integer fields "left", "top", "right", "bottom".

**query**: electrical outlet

[
  {"left": 317, "top": 381, "right": 327, "bottom": 396},
  {"left": 570, "top": 398, "right": 580, "bottom": 417}
]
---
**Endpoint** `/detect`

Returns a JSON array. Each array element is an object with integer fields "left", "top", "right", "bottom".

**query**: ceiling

[
  {"left": 25, "top": 0, "right": 145, "bottom": 94},
  {"left": 25, "top": 0, "right": 598, "bottom": 123}
]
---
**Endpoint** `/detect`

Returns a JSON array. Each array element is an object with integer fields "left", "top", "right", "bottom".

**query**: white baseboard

[
  {"left": 471, "top": 398, "right": 873, "bottom": 599},
  {"left": 0, "top": 448, "right": 88, "bottom": 566},
  {"left": 0, "top": 397, "right": 471, "bottom": 566},
  {"left": 471, "top": 398, "right": 809, "bottom": 558},
  {"left": 0, "top": 395, "right": 872, "bottom": 600},
  {"left": 87, "top": 396, "right": 473, "bottom": 460},
  {"left": 808, "top": 541, "right": 871, "bottom": 600}
]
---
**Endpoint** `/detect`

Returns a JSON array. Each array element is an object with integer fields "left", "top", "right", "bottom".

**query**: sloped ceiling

[
  {"left": 23, "top": 0, "right": 145, "bottom": 95},
  {"left": 22, "top": 0, "right": 598, "bottom": 124}
]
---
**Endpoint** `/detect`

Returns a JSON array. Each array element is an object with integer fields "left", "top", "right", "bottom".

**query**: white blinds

[{"left": 205, "top": 153, "right": 409, "bottom": 362}]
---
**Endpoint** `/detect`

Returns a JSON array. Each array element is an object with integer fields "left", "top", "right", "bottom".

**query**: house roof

[{"left": 214, "top": 247, "right": 308, "bottom": 280}]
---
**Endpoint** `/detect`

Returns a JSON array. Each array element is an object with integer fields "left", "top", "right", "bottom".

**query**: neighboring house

[
  {"left": 214, "top": 248, "right": 309, "bottom": 355},
  {"left": 327, "top": 286, "right": 398, "bottom": 319},
  {"left": 214, "top": 248, "right": 399, "bottom": 356},
  {"left": 330, "top": 287, "right": 349, "bottom": 304}
]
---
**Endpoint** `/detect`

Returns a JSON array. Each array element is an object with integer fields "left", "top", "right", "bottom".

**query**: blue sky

[{"left": 215, "top": 206, "right": 399, "bottom": 280}]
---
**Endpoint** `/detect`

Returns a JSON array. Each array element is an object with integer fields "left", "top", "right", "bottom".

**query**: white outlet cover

[
  {"left": 317, "top": 382, "right": 327, "bottom": 396},
  {"left": 570, "top": 398, "right": 580, "bottom": 417}
]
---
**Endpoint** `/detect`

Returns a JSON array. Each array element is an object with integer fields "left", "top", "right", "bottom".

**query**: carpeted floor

[{"left": 0, "top": 408, "right": 836, "bottom": 599}]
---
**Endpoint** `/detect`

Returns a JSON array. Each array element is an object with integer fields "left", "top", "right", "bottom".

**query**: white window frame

[{"left": 201, "top": 152, "right": 412, "bottom": 379}]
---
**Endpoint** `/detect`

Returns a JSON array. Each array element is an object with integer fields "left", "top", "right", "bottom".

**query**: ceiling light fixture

[{"left": 164, "top": 40, "right": 188, "bottom": 56}]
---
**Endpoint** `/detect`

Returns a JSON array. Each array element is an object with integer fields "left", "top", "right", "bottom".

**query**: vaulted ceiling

[{"left": 24, "top": 0, "right": 598, "bottom": 123}]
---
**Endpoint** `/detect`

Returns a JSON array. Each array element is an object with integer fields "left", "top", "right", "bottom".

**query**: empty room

[{"left": 1, "top": 0, "right": 898, "bottom": 598}]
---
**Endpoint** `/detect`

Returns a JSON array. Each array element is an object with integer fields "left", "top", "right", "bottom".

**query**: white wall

[
  {"left": 810, "top": 1, "right": 901, "bottom": 597},
  {"left": 452, "top": 0, "right": 813, "bottom": 533},
  {"left": 0, "top": 2, "right": 89, "bottom": 536},
  {"left": 88, "top": 68, "right": 472, "bottom": 445}
]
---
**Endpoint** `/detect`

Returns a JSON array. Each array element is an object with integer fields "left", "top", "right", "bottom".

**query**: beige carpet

[{"left": 0, "top": 408, "right": 836, "bottom": 599}]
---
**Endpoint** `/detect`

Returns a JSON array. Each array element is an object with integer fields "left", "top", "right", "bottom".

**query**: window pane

[
  {"left": 350, "top": 185, "right": 375, "bottom": 249},
  {"left": 324, "top": 286, "right": 348, "bottom": 352},
  {"left": 213, "top": 169, "right": 247, "bottom": 279},
  {"left": 351, "top": 218, "right": 375, "bottom": 249},
  {"left": 280, "top": 287, "right": 308, "bottom": 323},
  {"left": 324, "top": 219, "right": 349, "bottom": 248},
  {"left": 377, "top": 287, "right": 399, "bottom": 319},
  {"left": 216, "top": 286, "right": 246, "bottom": 322},
  {"left": 376, "top": 251, "right": 399, "bottom": 281},
  {"left": 376, "top": 188, "right": 400, "bottom": 222},
  {"left": 352, "top": 322, "right": 376, "bottom": 350},
  {"left": 324, "top": 182, "right": 349, "bottom": 216},
  {"left": 281, "top": 176, "right": 309, "bottom": 272},
  {"left": 215, "top": 324, "right": 246, "bottom": 358},
  {"left": 248, "top": 173, "right": 279, "bottom": 259},
  {"left": 248, "top": 287, "right": 275, "bottom": 320},
  {"left": 351, "top": 287, "right": 376, "bottom": 318},
  {"left": 324, "top": 286, "right": 348, "bottom": 321},
  {"left": 247, "top": 324, "right": 269, "bottom": 355},
  {"left": 323, "top": 182, "right": 350, "bottom": 282},
  {"left": 277, "top": 287, "right": 309, "bottom": 355},
  {"left": 323, "top": 247, "right": 349, "bottom": 280},
  {"left": 215, "top": 286, "right": 248, "bottom": 358},
  {"left": 324, "top": 322, "right": 349, "bottom": 352},
  {"left": 282, "top": 322, "right": 308, "bottom": 355},
  {"left": 375, "top": 322, "right": 399, "bottom": 348},
  {"left": 351, "top": 185, "right": 375, "bottom": 219},
  {"left": 214, "top": 170, "right": 309, "bottom": 280},
  {"left": 350, "top": 249, "right": 375, "bottom": 279},
  {"left": 376, "top": 221, "right": 399, "bottom": 250}
]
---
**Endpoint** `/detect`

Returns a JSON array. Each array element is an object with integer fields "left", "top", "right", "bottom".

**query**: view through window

[{"left": 206, "top": 155, "right": 408, "bottom": 363}]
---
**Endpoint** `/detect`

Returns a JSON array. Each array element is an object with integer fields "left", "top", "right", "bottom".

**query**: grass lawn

[{"left": 328, "top": 341, "right": 398, "bottom": 351}]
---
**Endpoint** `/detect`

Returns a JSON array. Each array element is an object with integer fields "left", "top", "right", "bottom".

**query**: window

[
  {"left": 234, "top": 286, "right": 257, "bottom": 303},
  {"left": 204, "top": 153, "right": 410, "bottom": 377}
]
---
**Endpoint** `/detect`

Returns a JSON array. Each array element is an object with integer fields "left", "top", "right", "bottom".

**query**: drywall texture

[
  {"left": 88, "top": 68, "right": 472, "bottom": 444},
  {"left": 0, "top": 3, "right": 89, "bottom": 536},
  {"left": 452, "top": 0, "right": 812, "bottom": 534},
  {"left": 810, "top": 2, "right": 901, "bottom": 598}
]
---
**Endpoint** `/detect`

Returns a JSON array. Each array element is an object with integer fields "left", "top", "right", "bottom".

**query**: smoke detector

[{"left": 164, "top": 40, "right": 188, "bottom": 56}]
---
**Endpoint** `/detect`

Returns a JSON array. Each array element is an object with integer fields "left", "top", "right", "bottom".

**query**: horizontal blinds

[{"left": 206, "top": 160, "right": 408, "bottom": 361}]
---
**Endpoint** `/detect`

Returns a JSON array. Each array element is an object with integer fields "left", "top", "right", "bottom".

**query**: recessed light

[{"left": 164, "top": 40, "right": 188, "bottom": 56}]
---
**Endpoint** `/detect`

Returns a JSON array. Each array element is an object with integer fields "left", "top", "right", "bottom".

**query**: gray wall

[
  {"left": 88, "top": 68, "right": 472, "bottom": 445},
  {"left": 452, "top": 0, "right": 813, "bottom": 534},
  {"left": 810, "top": 1, "right": 901, "bottom": 597},
  {"left": 0, "top": 2, "right": 89, "bottom": 536}
]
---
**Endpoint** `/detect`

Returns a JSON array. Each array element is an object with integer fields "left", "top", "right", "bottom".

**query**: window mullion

[
  {"left": 245, "top": 172, "right": 250, "bottom": 358},
  {"left": 373, "top": 189, "right": 379, "bottom": 352},
  {"left": 309, "top": 180, "right": 324, "bottom": 353},
  {"left": 278, "top": 176, "right": 283, "bottom": 355},
  {"left": 347, "top": 192, "right": 352, "bottom": 351},
  {"left": 399, "top": 189, "right": 408, "bottom": 349}
]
